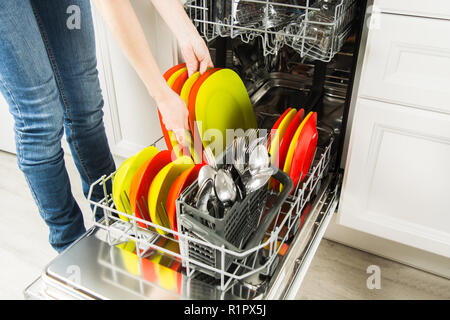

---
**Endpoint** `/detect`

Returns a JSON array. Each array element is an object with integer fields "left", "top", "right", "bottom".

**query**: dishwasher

[{"left": 24, "top": 0, "right": 369, "bottom": 300}]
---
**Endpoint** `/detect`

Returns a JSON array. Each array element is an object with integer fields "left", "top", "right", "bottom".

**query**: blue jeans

[{"left": 0, "top": 0, "right": 116, "bottom": 252}]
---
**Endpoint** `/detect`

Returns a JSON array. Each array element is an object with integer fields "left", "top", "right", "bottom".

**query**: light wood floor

[{"left": 0, "top": 150, "right": 448, "bottom": 300}]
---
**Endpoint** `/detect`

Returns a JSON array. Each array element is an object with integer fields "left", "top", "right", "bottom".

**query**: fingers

[
  {"left": 173, "top": 128, "right": 187, "bottom": 147},
  {"left": 184, "top": 113, "right": 190, "bottom": 131},
  {"left": 182, "top": 45, "right": 199, "bottom": 77},
  {"left": 199, "top": 57, "right": 211, "bottom": 75}
]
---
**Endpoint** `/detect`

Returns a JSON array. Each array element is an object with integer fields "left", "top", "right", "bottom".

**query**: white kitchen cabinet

[
  {"left": 358, "top": 13, "right": 450, "bottom": 114},
  {"left": 339, "top": 97, "right": 450, "bottom": 257},
  {"left": 336, "top": 7, "right": 450, "bottom": 266},
  {"left": 375, "top": 0, "right": 450, "bottom": 20}
]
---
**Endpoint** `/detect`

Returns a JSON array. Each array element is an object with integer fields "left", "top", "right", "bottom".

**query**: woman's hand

[
  {"left": 179, "top": 34, "right": 214, "bottom": 77},
  {"left": 149, "top": 0, "right": 214, "bottom": 76},
  {"left": 155, "top": 87, "right": 190, "bottom": 146}
]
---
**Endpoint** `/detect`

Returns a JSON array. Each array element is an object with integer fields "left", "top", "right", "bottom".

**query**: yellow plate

[
  {"left": 269, "top": 108, "right": 297, "bottom": 166},
  {"left": 113, "top": 146, "right": 159, "bottom": 221},
  {"left": 195, "top": 69, "right": 257, "bottom": 154},
  {"left": 112, "top": 156, "right": 135, "bottom": 220},
  {"left": 281, "top": 112, "right": 313, "bottom": 191},
  {"left": 180, "top": 72, "right": 202, "bottom": 163},
  {"left": 167, "top": 67, "right": 187, "bottom": 87},
  {"left": 180, "top": 72, "right": 200, "bottom": 105},
  {"left": 148, "top": 156, "right": 194, "bottom": 235}
]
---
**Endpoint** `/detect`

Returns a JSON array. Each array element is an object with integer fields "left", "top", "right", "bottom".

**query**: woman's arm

[
  {"left": 150, "top": 0, "right": 213, "bottom": 77},
  {"left": 92, "top": 0, "right": 212, "bottom": 145}
]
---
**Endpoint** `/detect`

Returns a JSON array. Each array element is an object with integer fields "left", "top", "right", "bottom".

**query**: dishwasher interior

[{"left": 25, "top": 0, "right": 367, "bottom": 300}]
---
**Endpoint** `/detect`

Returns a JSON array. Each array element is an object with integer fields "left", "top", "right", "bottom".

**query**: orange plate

[
  {"left": 187, "top": 68, "right": 222, "bottom": 161},
  {"left": 289, "top": 112, "right": 318, "bottom": 191},
  {"left": 129, "top": 158, "right": 153, "bottom": 228},
  {"left": 130, "top": 150, "right": 173, "bottom": 229},
  {"left": 171, "top": 70, "right": 188, "bottom": 95},
  {"left": 166, "top": 164, "right": 204, "bottom": 237},
  {"left": 158, "top": 63, "right": 187, "bottom": 152},
  {"left": 272, "top": 108, "right": 305, "bottom": 190}
]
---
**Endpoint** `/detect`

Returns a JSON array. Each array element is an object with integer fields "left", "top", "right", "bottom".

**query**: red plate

[
  {"left": 289, "top": 112, "right": 318, "bottom": 191},
  {"left": 187, "top": 68, "right": 222, "bottom": 162},
  {"left": 300, "top": 202, "right": 312, "bottom": 230},
  {"left": 130, "top": 150, "right": 173, "bottom": 228},
  {"left": 129, "top": 158, "right": 153, "bottom": 228},
  {"left": 267, "top": 108, "right": 292, "bottom": 150},
  {"left": 171, "top": 70, "right": 189, "bottom": 95},
  {"left": 163, "top": 63, "right": 186, "bottom": 81},
  {"left": 167, "top": 163, "right": 204, "bottom": 237},
  {"left": 272, "top": 108, "right": 305, "bottom": 190},
  {"left": 158, "top": 63, "right": 187, "bottom": 152}
]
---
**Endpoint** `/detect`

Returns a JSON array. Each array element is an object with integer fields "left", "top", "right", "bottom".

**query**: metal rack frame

[
  {"left": 87, "top": 129, "right": 333, "bottom": 291},
  {"left": 185, "top": 0, "right": 357, "bottom": 61}
]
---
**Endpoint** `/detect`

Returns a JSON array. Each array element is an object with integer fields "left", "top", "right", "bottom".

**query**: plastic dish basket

[{"left": 176, "top": 156, "right": 293, "bottom": 278}]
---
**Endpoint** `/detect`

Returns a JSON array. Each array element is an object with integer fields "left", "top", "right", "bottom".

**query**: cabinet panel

[
  {"left": 375, "top": 0, "right": 450, "bottom": 20},
  {"left": 339, "top": 98, "right": 450, "bottom": 257},
  {"left": 359, "top": 14, "right": 450, "bottom": 114}
]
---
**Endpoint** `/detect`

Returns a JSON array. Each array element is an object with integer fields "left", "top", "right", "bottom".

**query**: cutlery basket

[{"left": 177, "top": 163, "right": 293, "bottom": 278}]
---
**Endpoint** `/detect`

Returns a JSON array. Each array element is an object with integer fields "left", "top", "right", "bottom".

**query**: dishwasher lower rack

[
  {"left": 87, "top": 131, "right": 333, "bottom": 291},
  {"left": 185, "top": 0, "right": 358, "bottom": 61}
]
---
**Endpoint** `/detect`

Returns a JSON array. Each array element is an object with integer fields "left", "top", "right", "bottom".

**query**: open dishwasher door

[{"left": 24, "top": 144, "right": 340, "bottom": 300}]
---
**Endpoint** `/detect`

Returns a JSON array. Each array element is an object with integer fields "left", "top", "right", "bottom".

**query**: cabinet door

[
  {"left": 375, "top": 0, "right": 450, "bottom": 20},
  {"left": 339, "top": 98, "right": 450, "bottom": 257},
  {"left": 0, "top": 94, "right": 16, "bottom": 154},
  {"left": 358, "top": 13, "right": 450, "bottom": 114}
]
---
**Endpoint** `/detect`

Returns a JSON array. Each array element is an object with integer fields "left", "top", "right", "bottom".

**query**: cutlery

[
  {"left": 197, "top": 165, "right": 217, "bottom": 188},
  {"left": 214, "top": 169, "right": 237, "bottom": 206},
  {"left": 249, "top": 144, "right": 271, "bottom": 176}
]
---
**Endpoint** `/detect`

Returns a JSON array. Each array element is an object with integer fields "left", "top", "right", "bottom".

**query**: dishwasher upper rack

[
  {"left": 185, "top": 0, "right": 358, "bottom": 62},
  {"left": 87, "top": 128, "right": 333, "bottom": 291}
]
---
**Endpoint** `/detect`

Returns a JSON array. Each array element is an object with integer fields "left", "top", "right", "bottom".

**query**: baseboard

[{"left": 325, "top": 214, "right": 450, "bottom": 279}]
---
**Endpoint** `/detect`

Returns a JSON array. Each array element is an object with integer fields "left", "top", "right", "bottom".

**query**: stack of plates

[
  {"left": 158, "top": 63, "right": 258, "bottom": 161},
  {"left": 112, "top": 64, "right": 258, "bottom": 247},
  {"left": 267, "top": 108, "right": 318, "bottom": 192},
  {"left": 112, "top": 148, "right": 204, "bottom": 235}
]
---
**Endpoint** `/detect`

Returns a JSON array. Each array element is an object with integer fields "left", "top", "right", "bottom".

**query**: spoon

[
  {"left": 249, "top": 144, "right": 271, "bottom": 176},
  {"left": 245, "top": 166, "right": 276, "bottom": 193},
  {"left": 233, "top": 136, "right": 247, "bottom": 174},
  {"left": 198, "top": 165, "right": 217, "bottom": 188},
  {"left": 195, "top": 178, "right": 215, "bottom": 213},
  {"left": 214, "top": 169, "right": 237, "bottom": 206}
]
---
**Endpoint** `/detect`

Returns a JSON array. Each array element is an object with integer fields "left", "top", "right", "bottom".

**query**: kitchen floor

[{"left": 0, "top": 150, "right": 448, "bottom": 300}]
